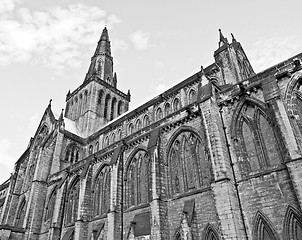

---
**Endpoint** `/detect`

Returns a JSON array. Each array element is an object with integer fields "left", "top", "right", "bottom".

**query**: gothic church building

[{"left": 1, "top": 28, "right": 302, "bottom": 240}]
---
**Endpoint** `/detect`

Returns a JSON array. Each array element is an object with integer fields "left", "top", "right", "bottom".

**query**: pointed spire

[
  {"left": 100, "top": 26, "right": 110, "bottom": 42},
  {"left": 59, "top": 108, "right": 64, "bottom": 121},
  {"left": 218, "top": 29, "right": 228, "bottom": 47},
  {"left": 48, "top": 99, "right": 52, "bottom": 108},
  {"left": 231, "top": 33, "right": 237, "bottom": 43}
]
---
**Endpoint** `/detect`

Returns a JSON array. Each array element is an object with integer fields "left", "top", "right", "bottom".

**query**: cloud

[
  {"left": 0, "top": 1, "right": 122, "bottom": 71},
  {"left": 248, "top": 35, "right": 302, "bottom": 72},
  {"left": 129, "top": 30, "right": 150, "bottom": 50},
  {"left": 0, "top": 139, "right": 15, "bottom": 182}
]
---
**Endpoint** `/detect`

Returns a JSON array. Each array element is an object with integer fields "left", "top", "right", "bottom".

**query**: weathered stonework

[{"left": 1, "top": 28, "right": 302, "bottom": 240}]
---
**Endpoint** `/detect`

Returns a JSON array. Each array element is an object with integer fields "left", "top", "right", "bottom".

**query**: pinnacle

[{"left": 100, "top": 26, "right": 109, "bottom": 41}]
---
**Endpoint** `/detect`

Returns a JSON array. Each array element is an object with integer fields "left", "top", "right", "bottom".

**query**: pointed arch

[
  {"left": 125, "top": 148, "right": 151, "bottom": 209},
  {"left": 110, "top": 97, "right": 117, "bottom": 121},
  {"left": 283, "top": 205, "right": 302, "bottom": 240},
  {"left": 167, "top": 127, "right": 212, "bottom": 197},
  {"left": 173, "top": 98, "right": 181, "bottom": 111},
  {"left": 202, "top": 223, "right": 220, "bottom": 240},
  {"left": 15, "top": 197, "right": 26, "bottom": 228},
  {"left": 93, "top": 165, "right": 111, "bottom": 216},
  {"left": 118, "top": 101, "right": 124, "bottom": 116},
  {"left": 252, "top": 211, "right": 279, "bottom": 240},
  {"left": 45, "top": 187, "right": 57, "bottom": 222},
  {"left": 104, "top": 94, "right": 111, "bottom": 120},
  {"left": 188, "top": 89, "right": 196, "bottom": 104},
  {"left": 231, "top": 97, "right": 283, "bottom": 175},
  {"left": 65, "top": 177, "right": 80, "bottom": 225},
  {"left": 164, "top": 102, "right": 171, "bottom": 116},
  {"left": 143, "top": 115, "right": 150, "bottom": 127},
  {"left": 156, "top": 107, "right": 163, "bottom": 121}
]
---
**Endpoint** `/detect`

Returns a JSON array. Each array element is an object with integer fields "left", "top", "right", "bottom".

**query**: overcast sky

[{"left": 0, "top": 0, "right": 301, "bottom": 183}]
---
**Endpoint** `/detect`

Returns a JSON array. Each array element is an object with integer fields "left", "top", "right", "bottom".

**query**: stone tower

[
  {"left": 64, "top": 27, "right": 130, "bottom": 137},
  {"left": 214, "top": 29, "right": 255, "bottom": 85}
]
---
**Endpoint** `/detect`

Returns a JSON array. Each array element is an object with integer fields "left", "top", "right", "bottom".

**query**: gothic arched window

[
  {"left": 252, "top": 211, "right": 279, "bottom": 240},
  {"left": 156, "top": 107, "right": 163, "bottom": 121},
  {"left": 110, "top": 97, "right": 117, "bottom": 121},
  {"left": 93, "top": 165, "right": 111, "bottom": 216},
  {"left": 97, "top": 90, "right": 104, "bottom": 115},
  {"left": 283, "top": 205, "right": 302, "bottom": 240},
  {"left": 135, "top": 119, "right": 142, "bottom": 131},
  {"left": 143, "top": 115, "right": 150, "bottom": 127},
  {"left": 128, "top": 123, "right": 134, "bottom": 135},
  {"left": 165, "top": 103, "right": 171, "bottom": 116},
  {"left": 45, "top": 188, "right": 57, "bottom": 222},
  {"left": 125, "top": 150, "right": 151, "bottom": 209},
  {"left": 188, "top": 89, "right": 196, "bottom": 104},
  {"left": 118, "top": 101, "right": 124, "bottom": 116},
  {"left": 168, "top": 130, "right": 211, "bottom": 197},
  {"left": 89, "top": 145, "right": 93, "bottom": 155},
  {"left": 65, "top": 144, "right": 80, "bottom": 163},
  {"left": 15, "top": 198, "right": 26, "bottom": 228},
  {"left": 104, "top": 94, "right": 111, "bottom": 120},
  {"left": 95, "top": 141, "right": 99, "bottom": 151},
  {"left": 233, "top": 101, "right": 282, "bottom": 174},
  {"left": 66, "top": 178, "right": 80, "bottom": 225},
  {"left": 173, "top": 98, "right": 181, "bottom": 111}
]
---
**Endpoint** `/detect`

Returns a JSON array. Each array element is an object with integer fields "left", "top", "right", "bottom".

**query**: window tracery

[
  {"left": 93, "top": 165, "right": 111, "bottom": 216},
  {"left": 125, "top": 150, "right": 151, "bottom": 208},
  {"left": 45, "top": 188, "right": 57, "bottom": 222},
  {"left": 15, "top": 198, "right": 26, "bottom": 228},
  {"left": 65, "top": 144, "right": 80, "bottom": 163},
  {"left": 168, "top": 130, "right": 211, "bottom": 196},
  {"left": 66, "top": 178, "right": 80, "bottom": 225},
  {"left": 233, "top": 101, "right": 282, "bottom": 174}
]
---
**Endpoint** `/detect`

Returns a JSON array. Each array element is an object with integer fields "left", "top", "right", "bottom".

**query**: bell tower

[{"left": 64, "top": 27, "right": 130, "bottom": 137}]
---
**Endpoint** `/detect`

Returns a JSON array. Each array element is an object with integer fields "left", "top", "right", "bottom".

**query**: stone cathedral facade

[{"left": 1, "top": 27, "right": 302, "bottom": 240}]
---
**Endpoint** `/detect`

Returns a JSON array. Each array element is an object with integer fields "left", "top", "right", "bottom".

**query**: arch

[
  {"left": 89, "top": 145, "right": 93, "bottom": 155},
  {"left": 124, "top": 148, "right": 151, "bottom": 209},
  {"left": 111, "top": 133, "right": 116, "bottom": 143},
  {"left": 143, "top": 115, "right": 150, "bottom": 127},
  {"left": 118, "top": 101, "right": 124, "bottom": 116},
  {"left": 95, "top": 141, "right": 99, "bottom": 152},
  {"left": 93, "top": 165, "right": 111, "bottom": 216},
  {"left": 65, "top": 177, "right": 80, "bottom": 225},
  {"left": 15, "top": 197, "right": 26, "bottom": 228},
  {"left": 166, "top": 127, "right": 212, "bottom": 197},
  {"left": 103, "top": 136, "right": 109, "bottom": 148},
  {"left": 104, "top": 94, "right": 111, "bottom": 120},
  {"left": 117, "top": 129, "right": 122, "bottom": 140},
  {"left": 231, "top": 97, "right": 283, "bottom": 175},
  {"left": 45, "top": 187, "right": 57, "bottom": 222},
  {"left": 97, "top": 90, "right": 104, "bottom": 115},
  {"left": 202, "top": 223, "right": 220, "bottom": 240},
  {"left": 173, "top": 98, "right": 181, "bottom": 111},
  {"left": 110, "top": 97, "right": 117, "bottom": 121},
  {"left": 284, "top": 72, "right": 302, "bottom": 116},
  {"left": 164, "top": 102, "right": 171, "bottom": 116},
  {"left": 65, "top": 144, "right": 80, "bottom": 163},
  {"left": 283, "top": 205, "right": 302, "bottom": 240},
  {"left": 135, "top": 118, "right": 142, "bottom": 131},
  {"left": 188, "top": 89, "right": 196, "bottom": 104},
  {"left": 128, "top": 123, "right": 134, "bottom": 135},
  {"left": 155, "top": 107, "right": 163, "bottom": 121},
  {"left": 252, "top": 211, "right": 279, "bottom": 240}
]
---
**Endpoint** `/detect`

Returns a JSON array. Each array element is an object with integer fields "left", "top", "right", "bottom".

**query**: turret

[{"left": 214, "top": 29, "right": 255, "bottom": 85}]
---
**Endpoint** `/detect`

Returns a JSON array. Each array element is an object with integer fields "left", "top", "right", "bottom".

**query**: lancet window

[
  {"left": 125, "top": 150, "right": 152, "bottom": 208},
  {"left": 104, "top": 94, "right": 111, "bottom": 120},
  {"left": 93, "top": 165, "right": 111, "bottom": 216},
  {"left": 65, "top": 144, "right": 80, "bottom": 163},
  {"left": 15, "top": 198, "right": 26, "bottom": 228},
  {"left": 45, "top": 188, "right": 57, "bottom": 222},
  {"left": 65, "top": 178, "right": 80, "bottom": 225},
  {"left": 168, "top": 130, "right": 211, "bottom": 197},
  {"left": 234, "top": 101, "right": 282, "bottom": 174}
]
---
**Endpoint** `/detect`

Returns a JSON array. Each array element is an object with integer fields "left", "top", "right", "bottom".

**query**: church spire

[{"left": 84, "top": 27, "right": 114, "bottom": 84}]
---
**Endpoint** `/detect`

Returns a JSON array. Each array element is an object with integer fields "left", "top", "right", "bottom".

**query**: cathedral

[{"left": 0, "top": 27, "right": 302, "bottom": 240}]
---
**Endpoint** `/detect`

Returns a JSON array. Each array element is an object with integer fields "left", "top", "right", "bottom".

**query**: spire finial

[
  {"left": 48, "top": 99, "right": 52, "bottom": 108},
  {"left": 59, "top": 108, "right": 64, "bottom": 121},
  {"left": 218, "top": 29, "right": 228, "bottom": 47},
  {"left": 231, "top": 33, "right": 237, "bottom": 42}
]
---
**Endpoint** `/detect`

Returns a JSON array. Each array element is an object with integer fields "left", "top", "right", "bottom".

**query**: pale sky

[{"left": 0, "top": 0, "right": 302, "bottom": 183}]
